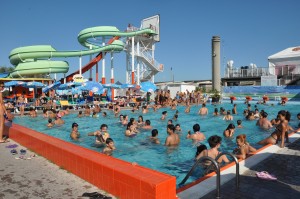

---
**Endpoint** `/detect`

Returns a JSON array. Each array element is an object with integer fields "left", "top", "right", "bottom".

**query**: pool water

[{"left": 13, "top": 102, "right": 300, "bottom": 186}]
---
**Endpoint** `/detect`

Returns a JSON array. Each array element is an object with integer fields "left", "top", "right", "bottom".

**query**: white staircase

[{"left": 124, "top": 29, "right": 163, "bottom": 83}]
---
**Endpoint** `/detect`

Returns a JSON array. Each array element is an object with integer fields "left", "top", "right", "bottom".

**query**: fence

[{"left": 222, "top": 86, "right": 300, "bottom": 101}]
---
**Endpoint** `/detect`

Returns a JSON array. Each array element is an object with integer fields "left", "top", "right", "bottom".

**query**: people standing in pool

[
  {"left": 103, "top": 138, "right": 116, "bottom": 155},
  {"left": 237, "top": 120, "right": 243, "bottom": 128},
  {"left": 213, "top": 108, "right": 219, "bottom": 116},
  {"left": 195, "top": 135, "right": 229, "bottom": 164},
  {"left": 54, "top": 114, "right": 65, "bottom": 125},
  {"left": 220, "top": 107, "right": 226, "bottom": 115},
  {"left": 175, "top": 124, "right": 182, "bottom": 133},
  {"left": 161, "top": 111, "right": 167, "bottom": 120},
  {"left": 77, "top": 111, "right": 83, "bottom": 118},
  {"left": 88, "top": 124, "right": 110, "bottom": 145},
  {"left": 47, "top": 119, "right": 54, "bottom": 128},
  {"left": 233, "top": 134, "right": 256, "bottom": 160},
  {"left": 165, "top": 124, "right": 180, "bottom": 146},
  {"left": 186, "top": 123, "right": 205, "bottom": 142},
  {"left": 84, "top": 105, "right": 91, "bottom": 116},
  {"left": 142, "top": 120, "right": 153, "bottom": 130},
  {"left": 150, "top": 129, "right": 160, "bottom": 144},
  {"left": 258, "top": 110, "right": 291, "bottom": 148},
  {"left": 256, "top": 112, "right": 273, "bottom": 130},
  {"left": 223, "top": 123, "right": 235, "bottom": 138},
  {"left": 122, "top": 115, "right": 128, "bottom": 126},
  {"left": 137, "top": 115, "right": 145, "bottom": 127},
  {"left": 198, "top": 103, "right": 208, "bottom": 115},
  {"left": 232, "top": 104, "right": 237, "bottom": 115},
  {"left": 125, "top": 122, "right": 137, "bottom": 137},
  {"left": 70, "top": 122, "right": 80, "bottom": 141},
  {"left": 223, "top": 110, "right": 233, "bottom": 121},
  {"left": 184, "top": 103, "right": 190, "bottom": 113}
]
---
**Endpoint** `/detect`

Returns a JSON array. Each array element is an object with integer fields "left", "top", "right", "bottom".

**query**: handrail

[
  {"left": 179, "top": 156, "right": 221, "bottom": 199},
  {"left": 133, "top": 48, "right": 162, "bottom": 71},
  {"left": 215, "top": 152, "right": 240, "bottom": 189}
]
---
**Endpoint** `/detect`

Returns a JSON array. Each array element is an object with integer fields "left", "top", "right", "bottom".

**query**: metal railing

[
  {"left": 179, "top": 152, "right": 240, "bottom": 199},
  {"left": 216, "top": 152, "right": 240, "bottom": 190},
  {"left": 225, "top": 68, "right": 271, "bottom": 78},
  {"left": 179, "top": 156, "right": 221, "bottom": 199},
  {"left": 134, "top": 48, "right": 163, "bottom": 71}
]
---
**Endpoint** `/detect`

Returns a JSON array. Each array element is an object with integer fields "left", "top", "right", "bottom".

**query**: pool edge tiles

[
  {"left": 176, "top": 132, "right": 300, "bottom": 199},
  {"left": 7, "top": 123, "right": 177, "bottom": 199}
]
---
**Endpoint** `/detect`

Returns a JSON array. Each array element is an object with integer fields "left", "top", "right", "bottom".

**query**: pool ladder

[{"left": 179, "top": 152, "right": 239, "bottom": 199}]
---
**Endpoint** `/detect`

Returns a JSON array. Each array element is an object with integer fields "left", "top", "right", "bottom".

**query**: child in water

[
  {"left": 103, "top": 138, "right": 116, "bottom": 155},
  {"left": 47, "top": 119, "right": 54, "bottom": 128}
]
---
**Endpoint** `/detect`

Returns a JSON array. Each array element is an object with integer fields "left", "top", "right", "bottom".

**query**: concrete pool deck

[
  {"left": 177, "top": 132, "right": 300, "bottom": 199},
  {"left": 0, "top": 139, "right": 116, "bottom": 199},
  {"left": 1, "top": 133, "right": 300, "bottom": 199}
]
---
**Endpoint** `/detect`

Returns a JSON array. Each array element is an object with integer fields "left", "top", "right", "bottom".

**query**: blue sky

[{"left": 0, "top": 0, "right": 299, "bottom": 83}]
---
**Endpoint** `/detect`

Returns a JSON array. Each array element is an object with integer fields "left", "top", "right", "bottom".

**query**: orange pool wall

[{"left": 8, "top": 123, "right": 177, "bottom": 199}]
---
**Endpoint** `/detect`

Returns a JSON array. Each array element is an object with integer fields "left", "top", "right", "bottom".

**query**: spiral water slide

[{"left": 8, "top": 26, "right": 156, "bottom": 81}]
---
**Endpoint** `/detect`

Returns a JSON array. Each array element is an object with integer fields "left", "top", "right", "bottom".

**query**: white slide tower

[{"left": 125, "top": 15, "right": 163, "bottom": 85}]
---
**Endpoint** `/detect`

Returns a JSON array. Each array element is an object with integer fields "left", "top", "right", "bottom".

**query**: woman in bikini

[
  {"left": 233, "top": 134, "right": 256, "bottom": 160},
  {"left": 258, "top": 110, "right": 291, "bottom": 148}
]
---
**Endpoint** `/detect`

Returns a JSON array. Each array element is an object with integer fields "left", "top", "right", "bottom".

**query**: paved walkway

[
  {"left": 201, "top": 138, "right": 300, "bottom": 199},
  {"left": 2, "top": 132, "right": 300, "bottom": 199},
  {"left": 0, "top": 139, "right": 116, "bottom": 199}
]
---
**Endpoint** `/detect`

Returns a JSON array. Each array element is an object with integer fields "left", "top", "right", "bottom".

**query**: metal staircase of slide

[{"left": 133, "top": 48, "right": 163, "bottom": 82}]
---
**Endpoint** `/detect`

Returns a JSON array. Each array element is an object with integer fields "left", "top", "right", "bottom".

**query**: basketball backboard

[{"left": 141, "top": 14, "right": 160, "bottom": 42}]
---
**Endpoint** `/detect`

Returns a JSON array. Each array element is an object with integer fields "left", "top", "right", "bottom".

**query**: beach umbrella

[
  {"left": 103, "top": 83, "right": 121, "bottom": 89},
  {"left": 4, "top": 81, "right": 26, "bottom": 101},
  {"left": 57, "top": 81, "right": 82, "bottom": 90},
  {"left": 121, "top": 83, "right": 136, "bottom": 89},
  {"left": 140, "top": 81, "right": 157, "bottom": 92},
  {"left": 42, "top": 81, "right": 61, "bottom": 93},
  {"left": 80, "top": 81, "right": 103, "bottom": 93},
  {"left": 4, "top": 80, "right": 26, "bottom": 87},
  {"left": 71, "top": 87, "right": 82, "bottom": 95},
  {"left": 24, "top": 82, "right": 46, "bottom": 88}
]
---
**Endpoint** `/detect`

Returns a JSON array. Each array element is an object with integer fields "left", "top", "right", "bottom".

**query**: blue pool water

[{"left": 13, "top": 102, "right": 300, "bottom": 186}]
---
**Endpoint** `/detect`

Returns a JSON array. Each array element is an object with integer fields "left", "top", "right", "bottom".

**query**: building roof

[{"left": 268, "top": 46, "right": 300, "bottom": 66}]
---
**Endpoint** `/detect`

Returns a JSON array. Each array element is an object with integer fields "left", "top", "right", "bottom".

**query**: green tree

[{"left": 0, "top": 66, "right": 14, "bottom": 73}]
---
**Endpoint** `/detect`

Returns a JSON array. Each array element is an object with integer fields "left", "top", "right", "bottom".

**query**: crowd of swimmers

[{"left": 3, "top": 89, "right": 300, "bottom": 174}]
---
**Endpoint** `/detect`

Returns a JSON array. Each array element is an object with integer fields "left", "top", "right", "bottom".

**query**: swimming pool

[{"left": 13, "top": 102, "right": 300, "bottom": 186}]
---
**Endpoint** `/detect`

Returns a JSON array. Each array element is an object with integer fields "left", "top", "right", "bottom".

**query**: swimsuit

[{"left": 270, "top": 134, "right": 277, "bottom": 141}]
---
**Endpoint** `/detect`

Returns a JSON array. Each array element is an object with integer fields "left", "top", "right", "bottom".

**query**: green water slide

[{"left": 8, "top": 26, "right": 155, "bottom": 78}]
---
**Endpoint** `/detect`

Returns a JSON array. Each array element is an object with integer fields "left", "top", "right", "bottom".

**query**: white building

[{"left": 268, "top": 46, "right": 300, "bottom": 76}]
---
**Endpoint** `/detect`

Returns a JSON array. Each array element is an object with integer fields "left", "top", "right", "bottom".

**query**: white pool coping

[{"left": 177, "top": 132, "right": 300, "bottom": 199}]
